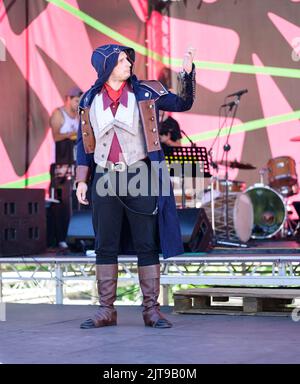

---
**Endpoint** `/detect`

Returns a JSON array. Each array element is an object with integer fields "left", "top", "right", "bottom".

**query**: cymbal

[
  {"left": 217, "top": 160, "right": 256, "bottom": 170},
  {"left": 290, "top": 136, "right": 300, "bottom": 142}
]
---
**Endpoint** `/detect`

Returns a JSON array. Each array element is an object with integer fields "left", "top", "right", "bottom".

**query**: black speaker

[
  {"left": 177, "top": 208, "right": 213, "bottom": 252},
  {"left": 67, "top": 208, "right": 213, "bottom": 253},
  {"left": 0, "top": 189, "right": 46, "bottom": 256},
  {"left": 67, "top": 210, "right": 94, "bottom": 243}
]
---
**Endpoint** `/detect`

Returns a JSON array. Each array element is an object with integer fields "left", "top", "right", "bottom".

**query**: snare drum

[
  {"left": 245, "top": 185, "right": 286, "bottom": 239},
  {"left": 213, "top": 179, "right": 246, "bottom": 193},
  {"left": 215, "top": 179, "right": 246, "bottom": 193},
  {"left": 276, "top": 184, "right": 299, "bottom": 197}
]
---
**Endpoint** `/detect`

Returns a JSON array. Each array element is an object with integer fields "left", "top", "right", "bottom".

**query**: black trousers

[{"left": 92, "top": 160, "right": 159, "bottom": 266}]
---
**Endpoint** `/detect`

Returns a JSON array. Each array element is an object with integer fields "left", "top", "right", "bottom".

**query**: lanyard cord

[{"left": 101, "top": 171, "right": 158, "bottom": 216}]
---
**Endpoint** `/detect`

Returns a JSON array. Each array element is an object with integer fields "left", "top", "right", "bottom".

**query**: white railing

[{"left": 1, "top": 254, "right": 300, "bottom": 304}]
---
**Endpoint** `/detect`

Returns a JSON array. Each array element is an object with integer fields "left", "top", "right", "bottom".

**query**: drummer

[{"left": 49, "top": 86, "right": 83, "bottom": 249}]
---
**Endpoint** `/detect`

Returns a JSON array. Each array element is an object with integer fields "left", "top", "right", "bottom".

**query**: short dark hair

[{"left": 159, "top": 116, "right": 182, "bottom": 141}]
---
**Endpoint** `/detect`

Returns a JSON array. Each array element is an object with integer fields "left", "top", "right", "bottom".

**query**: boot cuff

[
  {"left": 96, "top": 264, "right": 118, "bottom": 280},
  {"left": 138, "top": 264, "right": 160, "bottom": 280}
]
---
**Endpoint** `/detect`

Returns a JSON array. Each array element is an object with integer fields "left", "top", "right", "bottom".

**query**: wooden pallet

[{"left": 173, "top": 288, "right": 300, "bottom": 316}]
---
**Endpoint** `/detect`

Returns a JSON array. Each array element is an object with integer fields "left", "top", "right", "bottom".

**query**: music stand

[{"left": 163, "top": 146, "right": 211, "bottom": 208}]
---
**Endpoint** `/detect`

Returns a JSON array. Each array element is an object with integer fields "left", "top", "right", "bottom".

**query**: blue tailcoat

[{"left": 77, "top": 72, "right": 195, "bottom": 258}]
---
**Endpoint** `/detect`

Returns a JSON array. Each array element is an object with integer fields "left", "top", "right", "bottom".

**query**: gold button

[
  {"left": 154, "top": 141, "right": 158, "bottom": 145},
  {"left": 83, "top": 132, "right": 88, "bottom": 136},
  {"left": 152, "top": 128, "right": 156, "bottom": 132},
  {"left": 81, "top": 110, "right": 84, "bottom": 115},
  {"left": 150, "top": 117, "right": 154, "bottom": 121},
  {"left": 149, "top": 104, "right": 153, "bottom": 109},
  {"left": 82, "top": 120, "right": 86, "bottom": 125}
]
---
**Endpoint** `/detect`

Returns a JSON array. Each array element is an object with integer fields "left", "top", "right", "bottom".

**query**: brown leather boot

[
  {"left": 80, "top": 264, "right": 118, "bottom": 329},
  {"left": 138, "top": 264, "right": 172, "bottom": 328}
]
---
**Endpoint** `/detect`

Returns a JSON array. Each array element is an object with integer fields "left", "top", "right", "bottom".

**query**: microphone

[
  {"left": 227, "top": 89, "right": 248, "bottom": 98},
  {"left": 221, "top": 101, "right": 237, "bottom": 109},
  {"left": 181, "top": 129, "right": 196, "bottom": 147}
]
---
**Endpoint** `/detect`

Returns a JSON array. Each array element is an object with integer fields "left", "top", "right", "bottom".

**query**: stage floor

[
  {"left": 94, "top": 238, "right": 300, "bottom": 253},
  {"left": 41, "top": 239, "right": 300, "bottom": 258},
  {"left": 1, "top": 303, "right": 300, "bottom": 364},
  {"left": 207, "top": 239, "right": 300, "bottom": 254}
]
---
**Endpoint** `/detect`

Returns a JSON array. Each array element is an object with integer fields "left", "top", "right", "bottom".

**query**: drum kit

[{"left": 203, "top": 153, "right": 299, "bottom": 245}]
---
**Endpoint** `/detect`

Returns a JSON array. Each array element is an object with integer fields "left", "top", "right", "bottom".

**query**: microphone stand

[
  {"left": 218, "top": 95, "right": 248, "bottom": 248},
  {"left": 208, "top": 105, "right": 230, "bottom": 243},
  {"left": 180, "top": 130, "right": 197, "bottom": 207},
  {"left": 224, "top": 100, "right": 238, "bottom": 239}
]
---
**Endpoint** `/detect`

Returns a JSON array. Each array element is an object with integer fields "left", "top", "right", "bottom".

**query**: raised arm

[
  {"left": 157, "top": 48, "right": 196, "bottom": 112},
  {"left": 157, "top": 66, "right": 196, "bottom": 112}
]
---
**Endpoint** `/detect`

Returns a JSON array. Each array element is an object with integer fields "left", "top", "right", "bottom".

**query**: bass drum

[{"left": 245, "top": 185, "right": 286, "bottom": 239}]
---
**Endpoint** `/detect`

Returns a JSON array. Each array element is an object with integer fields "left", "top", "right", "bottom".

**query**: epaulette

[{"left": 139, "top": 80, "right": 168, "bottom": 98}]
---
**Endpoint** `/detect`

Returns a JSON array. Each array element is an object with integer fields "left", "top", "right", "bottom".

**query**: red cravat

[{"left": 104, "top": 82, "right": 126, "bottom": 163}]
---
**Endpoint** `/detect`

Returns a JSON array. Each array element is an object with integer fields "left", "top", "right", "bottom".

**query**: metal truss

[{"left": 1, "top": 254, "right": 300, "bottom": 304}]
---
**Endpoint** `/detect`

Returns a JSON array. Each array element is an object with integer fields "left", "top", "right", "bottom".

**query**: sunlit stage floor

[
  {"left": 1, "top": 240, "right": 300, "bottom": 364},
  {"left": 1, "top": 303, "right": 300, "bottom": 364}
]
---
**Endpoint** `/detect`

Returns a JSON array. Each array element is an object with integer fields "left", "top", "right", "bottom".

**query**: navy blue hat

[
  {"left": 91, "top": 44, "right": 135, "bottom": 81},
  {"left": 80, "top": 44, "right": 135, "bottom": 108}
]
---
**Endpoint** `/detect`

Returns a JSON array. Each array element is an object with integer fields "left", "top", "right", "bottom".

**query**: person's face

[
  {"left": 159, "top": 132, "right": 171, "bottom": 143},
  {"left": 67, "top": 96, "right": 81, "bottom": 112},
  {"left": 109, "top": 51, "right": 132, "bottom": 82}
]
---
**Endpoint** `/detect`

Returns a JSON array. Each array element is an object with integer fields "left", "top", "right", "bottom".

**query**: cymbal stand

[{"left": 259, "top": 167, "right": 268, "bottom": 186}]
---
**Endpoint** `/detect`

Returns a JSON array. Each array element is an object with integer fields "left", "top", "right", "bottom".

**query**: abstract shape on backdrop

[
  {"left": 253, "top": 53, "right": 300, "bottom": 159},
  {"left": 268, "top": 12, "right": 300, "bottom": 65},
  {"left": 77, "top": 0, "right": 147, "bottom": 79},
  {"left": 36, "top": 45, "right": 81, "bottom": 101},
  {"left": 3, "top": 0, "right": 49, "bottom": 35},
  {"left": 128, "top": 0, "right": 148, "bottom": 22},
  {"left": 0, "top": 51, "right": 48, "bottom": 176}
]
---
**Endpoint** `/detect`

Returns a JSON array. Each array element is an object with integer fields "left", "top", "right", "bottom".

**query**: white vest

[{"left": 89, "top": 92, "right": 147, "bottom": 167}]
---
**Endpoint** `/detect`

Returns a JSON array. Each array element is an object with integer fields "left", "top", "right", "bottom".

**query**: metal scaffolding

[{"left": 1, "top": 254, "right": 300, "bottom": 305}]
